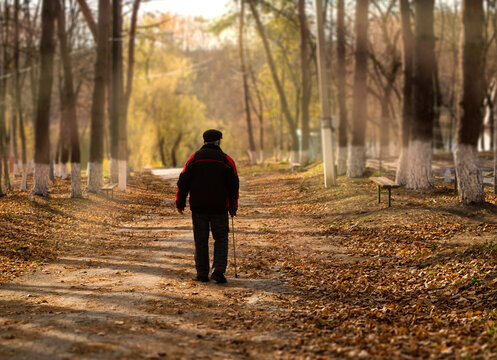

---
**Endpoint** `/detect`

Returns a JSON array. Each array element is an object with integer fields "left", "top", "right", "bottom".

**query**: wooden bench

[
  {"left": 101, "top": 183, "right": 118, "bottom": 199},
  {"left": 369, "top": 177, "right": 400, "bottom": 207}
]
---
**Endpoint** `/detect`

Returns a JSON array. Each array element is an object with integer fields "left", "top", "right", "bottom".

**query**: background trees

[{"left": 0, "top": 0, "right": 494, "bottom": 205}]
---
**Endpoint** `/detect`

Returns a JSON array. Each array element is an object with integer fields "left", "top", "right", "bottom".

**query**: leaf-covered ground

[{"left": 0, "top": 164, "right": 496, "bottom": 359}]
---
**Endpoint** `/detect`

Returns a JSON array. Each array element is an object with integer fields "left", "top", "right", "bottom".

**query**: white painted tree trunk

[
  {"left": 347, "top": 145, "right": 365, "bottom": 178},
  {"left": 300, "top": 149, "right": 309, "bottom": 166},
  {"left": 71, "top": 162, "right": 82, "bottom": 198},
  {"left": 20, "top": 163, "right": 28, "bottom": 192},
  {"left": 406, "top": 139, "right": 432, "bottom": 190},
  {"left": 337, "top": 146, "right": 347, "bottom": 176},
  {"left": 118, "top": 159, "right": 127, "bottom": 191},
  {"left": 32, "top": 163, "right": 50, "bottom": 196},
  {"left": 54, "top": 162, "right": 61, "bottom": 178},
  {"left": 290, "top": 150, "right": 299, "bottom": 164},
  {"left": 247, "top": 150, "right": 257, "bottom": 165},
  {"left": 87, "top": 161, "right": 103, "bottom": 193},
  {"left": 454, "top": 143, "right": 485, "bottom": 204},
  {"left": 61, "top": 162, "right": 69, "bottom": 180},
  {"left": 395, "top": 146, "right": 409, "bottom": 185},
  {"left": 110, "top": 158, "right": 118, "bottom": 183},
  {"left": 259, "top": 149, "right": 265, "bottom": 164}
]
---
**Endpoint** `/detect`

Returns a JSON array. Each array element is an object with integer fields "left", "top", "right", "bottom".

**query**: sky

[{"left": 139, "top": 0, "right": 232, "bottom": 19}]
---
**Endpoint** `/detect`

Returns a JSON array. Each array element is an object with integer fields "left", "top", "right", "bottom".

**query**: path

[{"left": 0, "top": 174, "right": 296, "bottom": 359}]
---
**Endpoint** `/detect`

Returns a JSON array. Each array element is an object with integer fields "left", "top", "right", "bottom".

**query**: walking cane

[{"left": 231, "top": 215, "right": 238, "bottom": 278}]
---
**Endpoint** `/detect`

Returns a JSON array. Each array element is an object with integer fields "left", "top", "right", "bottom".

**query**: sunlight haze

[{"left": 140, "top": 0, "right": 231, "bottom": 18}]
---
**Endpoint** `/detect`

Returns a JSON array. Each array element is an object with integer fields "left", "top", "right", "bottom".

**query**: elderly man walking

[{"left": 175, "top": 130, "right": 239, "bottom": 283}]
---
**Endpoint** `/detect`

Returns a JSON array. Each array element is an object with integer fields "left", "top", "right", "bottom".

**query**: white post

[{"left": 314, "top": 0, "right": 336, "bottom": 187}]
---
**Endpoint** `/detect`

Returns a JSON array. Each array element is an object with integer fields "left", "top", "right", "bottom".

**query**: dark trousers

[{"left": 192, "top": 212, "right": 229, "bottom": 277}]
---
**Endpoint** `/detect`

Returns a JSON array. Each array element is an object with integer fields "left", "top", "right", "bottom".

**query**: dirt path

[
  {"left": 1, "top": 165, "right": 497, "bottom": 359},
  {"left": 0, "top": 177, "right": 297, "bottom": 360}
]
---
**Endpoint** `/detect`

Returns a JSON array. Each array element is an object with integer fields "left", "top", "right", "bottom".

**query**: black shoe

[
  {"left": 211, "top": 272, "right": 227, "bottom": 284},
  {"left": 195, "top": 275, "right": 209, "bottom": 282}
]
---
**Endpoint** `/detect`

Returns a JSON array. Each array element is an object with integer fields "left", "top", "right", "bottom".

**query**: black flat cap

[{"left": 203, "top": 129, "right": 223, "bottom": 142}]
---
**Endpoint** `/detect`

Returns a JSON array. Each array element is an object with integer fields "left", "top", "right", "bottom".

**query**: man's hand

[
  {"left": 229, "top": 209, "right": 237, "bottom": 217},
  {"left": 177, "top": 208, "right": 184, "bottom": 215}
]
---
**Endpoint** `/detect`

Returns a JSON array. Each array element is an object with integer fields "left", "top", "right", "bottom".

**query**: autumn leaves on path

[
  {"left": 1, "top": 165, "right": 497, "bottom": 359},
  {"left": 0, "top": 173, "right": 298, "bottom": 359}
]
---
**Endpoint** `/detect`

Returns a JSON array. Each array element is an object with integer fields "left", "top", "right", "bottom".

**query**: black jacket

[{"left": 175, "top": 144, "right": 239, "bottom": 214}]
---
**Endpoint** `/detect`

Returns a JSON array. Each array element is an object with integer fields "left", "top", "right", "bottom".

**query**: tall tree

[
  {"left": 110, "top": 0, "right": 126, "bottom": 190},
  {"left": 454, "top": 0, "right": 485, "bottom": 204},
  {"left": 406, "top": 0, "right": 435, "bottom": 190},
  {"left": 239, "top": 0, "right": 257, "bottom": 164},
  {"left": 14, "top": 0, "right": 28, "bottom": 191},
  {"left": 33, "top": 0, "right": 56, "bottom": 196},
  {"left": 56, "top": 0, "right": 82, "bottom": 197},
  {"left": 247, "top": 0, "right": 299, "bottom": 164},
  {"left": 336, "top": 0, "right": 348, "bottom": 175},
  {"left": 298, "top": 0, "right": 311, "bottom": 165},
  {"left": 347, "top": 0, "right": 369, "bottom": 178},
  {"left": 0, "top": 0, "right": 9, "bottom": 195},
  {"left": 87, "top": 0, "right": 110, "bottom": 192},
  {"left": 396, "top": 0, "right": 414, "bottom": 185},
  {"left": 315, "top": 0, "right": 337, "bottom": 187}
]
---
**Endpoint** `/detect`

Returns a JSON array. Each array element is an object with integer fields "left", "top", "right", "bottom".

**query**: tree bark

[
  {"left": 407, "top": 0, "right": 435, "bottom": 190},
  {"left": 247, "top": 0, "right": 299, "bottom": 164},
  {"left": 239, "top": 0, "right": 257, "bottom": 164},
  {"left": 87, "top": 0, "right": 110, "bottom": 192},
  {"left": 336, "top": 0, "right": 348, "bottom": 175},
  {"left": 33, "top": 0, "right": 57, "bottom": 196},
  {"left": 75, "top": 0, "right": 97, "bottom": 40},
  {"left": 298, "top": 0, "right": 311, "bottom": 166},
  {"left": 396, "top": 0, "right": 414, "bottom": 185},
  {"left": 454, "top": 0, "right": 485, "bottom": 204},
  {"left": 110, "top": 0, "right": 120, "bottom": 183},
  {"left": 0, "top": 2, "right": 9, "bottom": 194},
  {"left": 56, "top": 0, "right": 82, "bottom": 197},
  {"left": 14, "top": 0, "right": 28, "bottom": 191},
  {"left": 347, "top": 0, "right": 369, "bottom": 178},
  {"left": 170, "top": 132, "right": 182, "bottom": 168}
]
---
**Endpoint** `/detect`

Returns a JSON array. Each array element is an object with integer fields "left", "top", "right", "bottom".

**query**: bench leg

[
  {"left": 377, "top": 186, "right": 381, "bottom": 204},
  {"left": 111, "top": 189, "right": 114, "bottom": 199},
  {"left": 388, "top": 188, "right": 391, "bottom": 207}
]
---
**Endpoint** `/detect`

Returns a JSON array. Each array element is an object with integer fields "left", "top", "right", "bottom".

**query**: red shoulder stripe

[
  {"left": 181, "top": 153, "right": 196, "bottom": 174},
  {"left": 225, "top": 155, "right": 238, "bottom": 176}
]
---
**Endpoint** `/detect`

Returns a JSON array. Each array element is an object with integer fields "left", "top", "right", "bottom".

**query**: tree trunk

[
  {"left": 347, "top": 0, "right": 369, "bottom": 178},
  {"left": 109, "top": 0, "right": 126, "bottom": 191},
  {"left": 170, "top": 132, "right": 182, "bottom": 168},
  {"left": 33, "top": 0, "right": 56, "bottom": 196},
  {"left": 454, "top": 0, "right": 485, "bottom": 204},
  {"left": 87, "top": 0, "right": 110, "bottom": 193},
  {"left": 298, "top": 0, "right": 311, "bottom": 166},
  {"left": 75, "top": 0, "right": 97, "bottom": 40},
  {"left": 247, "top": 0, "right": 299, "bottom": 163},
  {"left": 247, "top": 57, "right": 265, "bottom": 163},
  {"left": 110, "top": 0, "right": 120, "bottom": 183},
  {"left": 56, "top": 0, "right": 82, "bottom": 197},
  {"left": 13, "top": 0, "right": 28, "bottom": 191},
  {"left": 407, "top": 0, "right": 435, "bottom": 190},
  {"left": 0, "top": 4, "right": 8, "bottom": 195},
  {"left": 239, "top": 0, "right": 257, "bottom": 164},
  {"left": 396, "top": 0, "right": 414, "bottom": 185},
  {"left": 158, "top": 135, "right": 166, "bottom": 167},
  {"left": 123, "top": 0, "right": 140, "bottom": 178},
  {"left": 380, "top": 97, "right": 391, "bottom": 159},
  {"left": 336, "top": 0, "right": 348, "bottom": 176}
]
